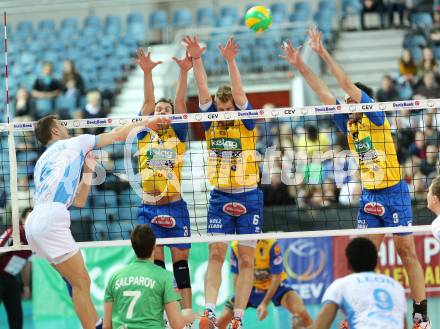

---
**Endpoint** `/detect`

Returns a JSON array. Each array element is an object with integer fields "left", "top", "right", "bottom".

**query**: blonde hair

[{"left": 215, "top": 85, "right": 233, "bottom": 103}]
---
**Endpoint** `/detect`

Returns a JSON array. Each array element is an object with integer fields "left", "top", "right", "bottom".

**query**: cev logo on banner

[{"left": 283, "top": 239, "right": 326, "bottom": 281}]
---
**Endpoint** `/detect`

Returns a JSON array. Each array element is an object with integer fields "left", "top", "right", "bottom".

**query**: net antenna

[{"left": 4, "top": 11, "right": 20, "bottom": 249}]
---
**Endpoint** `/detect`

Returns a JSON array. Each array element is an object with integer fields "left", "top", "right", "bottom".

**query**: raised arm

[
  {"left": 308, "top": 27, "right": 362, "bottom": 103},
  {"left": 183, "top": 36, "right": 211, "bottom": 105},
  {"left": 219, "top": 37, "right": 247, "bottom": 107},
  {"left": 95, "top": 116, "right": 170, "bottom": 148},
  {"left": 134, "top": 48, "right": 162, "bottom": 115},
  {"left": 172, "top": 51, "right": 193, "bottom": 114},
  {"left": 280, "top": 40, "right": 336, "bottom": 105}
]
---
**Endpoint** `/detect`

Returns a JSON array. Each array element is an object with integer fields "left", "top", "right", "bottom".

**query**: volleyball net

[{"left": 0, "top": 98, "right": 438, "bottom": 251}]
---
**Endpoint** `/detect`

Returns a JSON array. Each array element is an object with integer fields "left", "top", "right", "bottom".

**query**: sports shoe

[
  {"left": 164, "top": 319, "right": 172, "bottom": 329},
  {"left": 185, "top": 324, "right": 194, "bottom": 329},
  {"left": 199, "top": 309, "right": 217, "bottom": 329},
  {"left": 227, "top": 317, "right": 242, "bottom": 329}
]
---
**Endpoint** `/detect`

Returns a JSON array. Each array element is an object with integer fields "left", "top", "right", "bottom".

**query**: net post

[{"left": 3, "top": 12, "right": 19, "bottom": 249}]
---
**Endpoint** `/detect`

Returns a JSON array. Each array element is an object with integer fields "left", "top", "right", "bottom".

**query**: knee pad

[
  {"left": 154, "top": 259, "right": 166, "bottom": 269},
  {"left": 173, "top": 260, "right": 191, "bottom": 289}
]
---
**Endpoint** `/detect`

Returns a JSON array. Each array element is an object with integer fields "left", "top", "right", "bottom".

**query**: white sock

[
  {"left": 205, "top": 303, "right": 216, "bottom": 313},
  {"left": 95, "top": 318, "right": 103, "bottom": 328},
  {"left": 233, "top": 309, "right": 244, "bottom": 319}
]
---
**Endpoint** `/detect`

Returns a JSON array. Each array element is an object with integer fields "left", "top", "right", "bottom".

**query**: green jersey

[{"left": 104, "top": 259, "right": 181, "bottom": 329}]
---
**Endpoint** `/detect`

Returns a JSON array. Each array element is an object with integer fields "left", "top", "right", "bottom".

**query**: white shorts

[{"left": 25, "top": 202, "right": 79, "bottom": 264}]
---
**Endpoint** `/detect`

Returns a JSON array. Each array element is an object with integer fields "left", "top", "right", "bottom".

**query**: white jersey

[
  {"left": 322, "top": 272, "right": 406, "bottom": 329},
  {"left": 33, "top": 134, "right": 96, "bottom": 208}
]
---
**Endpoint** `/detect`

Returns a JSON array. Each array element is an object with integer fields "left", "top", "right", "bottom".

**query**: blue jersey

[
  {"left": 33, "top": 134, "right": 96, "bottom": 208},
  {"left": 322, "top": 272, "right": 406, "bottom": 329}
]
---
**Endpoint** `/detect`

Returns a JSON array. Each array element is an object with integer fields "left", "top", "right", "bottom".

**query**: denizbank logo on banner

[
  {"left": 32, "top": 245, "right": 232, "bottom": 318},
  {"left": 279, "top": 237, "right": 333, "bottom": 304}
]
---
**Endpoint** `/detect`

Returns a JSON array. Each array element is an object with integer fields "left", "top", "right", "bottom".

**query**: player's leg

[
  {"left": 171, "top": 247, "right": 192, "bottom": 310},
  {"left": 154, "top": 245, "right": 166, "bottom": 268},
  {"left": 279, "top": 290, "right": 313, "bottom": 328},
  {"left": 394, "top": 234, "right": 428, "bottom": 324},
  {"left": 217, "top": 298, "right": 235, "bottom": 329},
  {"left": 387, "top": 181, "right": 429, "bottom": 327},
  {"left": 2, "top": 275, "right": 23, "bottom": 329},
  {"left": 205, "top": 242, "right": 228, "bottom": 306},
  {"left": 233, "top": 243, "right": 255, "bottom": 317},
  {"left": 53, "top": 251, "right": 100, "bottom": 329}
]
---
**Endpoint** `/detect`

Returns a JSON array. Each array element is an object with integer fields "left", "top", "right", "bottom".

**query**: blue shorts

[
  {"left": 230, "top": 283, "right": 293, "bottom": 308},
  {"left": 357, "top": 180, "right": 413, "bottom": 234},
  {"left": 138, "top": 199, "right": 191, "bottom": 249},
  {"left": 207, "top": 188, "right": 263, "bottom": 235}
]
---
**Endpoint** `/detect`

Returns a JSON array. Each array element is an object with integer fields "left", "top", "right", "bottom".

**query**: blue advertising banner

[{"left": 279, "top": 237, "right": 334, "bottom": 304}]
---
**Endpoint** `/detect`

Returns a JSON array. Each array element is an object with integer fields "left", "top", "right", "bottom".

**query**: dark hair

[
  {"left": 346, "top": 237, "right": 378, "bottom": 272},
  {"left": 130, "top": 224, "right": 156, "bottom": 259},
  {"left": 155, "top": 98, "right": 174, "bottom": 113},
  {"left": 354, "top": 82, "right": 374, "bottom": 98},
  {"left": 306, "top": 125, "right": 318, "bottom": 142},
  {"left": 35, "top": 115, "right": 58, "bottom": 146},
  {"left": 215, "top": 85, "right": 234, "bottom": 103},
  {"left": 430, "top": 176, "right": 440, "bottom": 199},
  {"left": 20, "top": 207, "right": 32, "bottom": 224}
]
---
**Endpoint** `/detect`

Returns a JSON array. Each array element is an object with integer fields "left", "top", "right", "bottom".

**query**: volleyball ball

[{"left": 245, "top": 6, "right": 272, "bottom": 32}]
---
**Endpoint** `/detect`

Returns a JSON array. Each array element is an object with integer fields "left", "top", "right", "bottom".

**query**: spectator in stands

[
  {"left": 361, "top": 0, "right": 386, "bottom": 30},
  {"left": 423, "top": 114, "right": 440, "bottom": 146},
  {"left": 399, "top": 49, "right": 418, "bottom": 84},
  {"left": 420, "top": 144, "right": 439, "bottom": 177},
  {"left": 261, "top": 159, "right": 296, "bottom": 206},
  {"left": 376, "top": 75, "right": 399, "bottom": 102},
  {"left": 418, "top": 47, "right": 438, "bottom": 78},
  {"left": 61, "top": 60, "right": 85, "bottom": 108},
  {"left": 0, "top": 207, "right": 33, "bottom": 329},
  {"left": 409, "top": 130, "right": 427, "bottom": 160},
  {"left": 338, "top": 175, "right": 362, "bottom": 206},
  {"left": 322, "top": 178, "right": 337, "bottom": 206},
  {"left": 0, "top": 177, "right": 6, "bottom": 210},
  {"left": 430, "top": 10, "right": 440, "bottom": 45},
  {"left": 295, "top": 124, "right": 330, "bottom": 159},
  {"left": 415, "top": 71, "right": 440, "bottom": 98},
  {"left": 413, "top": 171, "right": 428, "bottom": 204},
  {"left": 17, "top": 176, "right": 33, "bottom": 214},
  {"left": 31, "top": 62, "right": 61, "bottom": 111},
  {"left": 386, "top": 0, "right": 407, "bottom": 27},
  {"left": 411, "top": 0, "right": 434, "bottom": 14},
  {"left": 14, "top": 88, "right": 34, "bottom": 121},
  {"left": 82, "top": 91, "right": 106, "bottom": 119}
]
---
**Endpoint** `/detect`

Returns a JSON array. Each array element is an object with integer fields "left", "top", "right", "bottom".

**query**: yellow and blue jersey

[
  {"left": 333, "top": 91, "right": 402, "bottom": 190},
  {"left": 230, "top": 240, "right": 288, "bottom": 290},
  {"left": 201, "top": 101, "right": 259, "bottom": 190},
  {"left": 137, "top": 123, "right": 188, "bottom": 197}
]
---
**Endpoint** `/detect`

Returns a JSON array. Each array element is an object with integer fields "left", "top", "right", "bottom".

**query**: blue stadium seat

[
  {"left": 35, "top": 99, "right": 53, "bottom": 118},
  {"left": 84, "top": 15, "right": 100, "bottom": 29},
  {"left": 127, "top": 22, "right": 146, "bottom": 42},
  {"left": 411, "top": 13, "right": 433, "bottom": 29},
  {"left": 294, "top": 1, "right": 313, "bottom": 14},
  {"left": 398, "top": 84, "right": 413, "bottom": 100},
  {"left": 38, "top": 19, "right": 56, "bottom": 32},
  {"left": 342, "top": 0, "right": 362, "bottom": 17},
  {"left": 91, "top": 208, "right": 118, "bottom": 222},
  {"left": 434, "top": 46, "right": 440, "bottom": 61},
  {"left": 149, "top": 10, "right": 168, "bottom": 31},
  {"left": 61, "top": 17, "right": 78, "bottom": 30},
  {"left": 127, "top": 12, "right": 144, "bottom": 24},
  {"left": 409, "top": 46, "right": 423, "bottom": 63},
  {"left": 92, "top": 190, "right": 118, "bottom": 208},
  {"left": 220, "top": 5, "right": 238, "bottom": 21},
  {"left": 216, "top": 15, "right": 238, "bottom": 27},
  {"left": 270, "top": 2, "right": 288, "bottom": 15},
  {"left": 403, "top": 34, "right": 427, "bottom": 48},
  {"left": 197, "top": 7, "right": 216, "bottom": 27},
  {"left": 289, "top": 12, "right": 310, "bottom": 23},
  {"left": 16, "top": 21, "right": 33, "bottom": 35},
  {"left": 319, "top": 0, "right": 337, "bottom": 12},
  {"left": 173, "top": 9, "right": 192, "bottom": 29}
]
